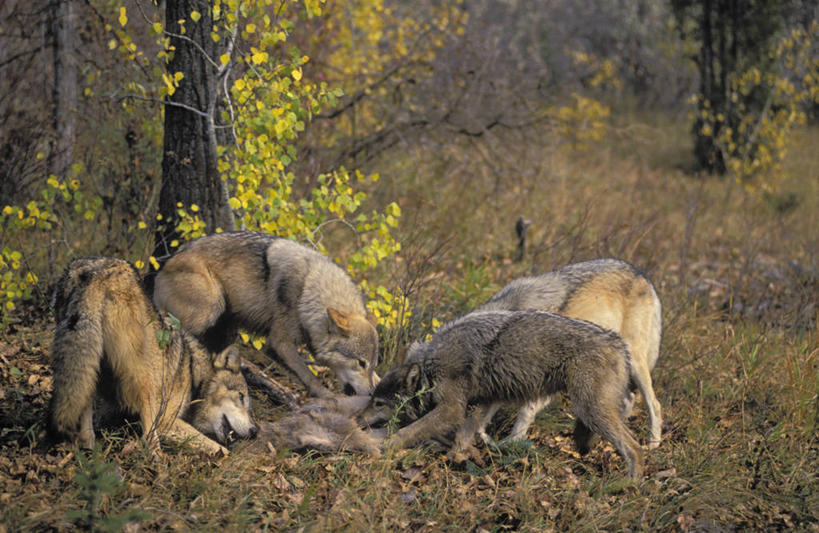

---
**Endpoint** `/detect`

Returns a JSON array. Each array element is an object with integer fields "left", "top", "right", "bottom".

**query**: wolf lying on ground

[
  {"left": 240, "top": 395, "right": 383, "bottom": 456},
  {"left": 153, "top": 232, "right": 379, "bottom": 398},
  {"left": 475, "top": 258, "right": 663, "bottom": 448},
  {"left": 48, "top": 258, "right": 257, "bottom": 455},
  {"left": 359, "top": 310, "right": 644, "bottom": 478}
]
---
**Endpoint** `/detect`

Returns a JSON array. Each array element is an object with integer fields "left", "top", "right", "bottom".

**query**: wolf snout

[{"left": 220, "top": 414, "right": 258, "bottom": 443}]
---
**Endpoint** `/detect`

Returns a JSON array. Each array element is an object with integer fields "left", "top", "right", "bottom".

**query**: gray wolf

[
  {"left": 476, "top": 258, "right": 663, "bottom": 448},
  {"left": 359, "top": 310, "right": 644, "bottom": 479},
  {"left": 152, "top": 231, "right": 379, "bottom": 398},
  {"left": 242, "top": 395, "right": 383, "bottom": 455},
  {"left": 48, "top": 257, "right": 257, "bottom": 455}
]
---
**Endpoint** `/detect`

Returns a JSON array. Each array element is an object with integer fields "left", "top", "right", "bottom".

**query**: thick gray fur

[
  {"left": 475, "top": 258, "right": 663, "bottom": 448},
  {"left": 362, "top": 309, "right": 644, "bottom": 479}
]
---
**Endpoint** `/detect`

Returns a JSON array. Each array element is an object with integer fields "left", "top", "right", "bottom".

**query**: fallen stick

[{"left": 240, "top": 359, "right": 301, "bottom": 409}]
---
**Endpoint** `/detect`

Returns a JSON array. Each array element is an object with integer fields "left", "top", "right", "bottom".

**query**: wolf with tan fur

[
  {"left": 48, "top": 257, "right": 257, "bottom": 455},
  {"left": 476, "top": 258, "right": 663, "bottom": 448},
  {"left": 152, "top": 232, "right": 380, "bottom": 398}
]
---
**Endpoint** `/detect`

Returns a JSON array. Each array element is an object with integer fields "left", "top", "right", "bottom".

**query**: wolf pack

[{"left": 47, "top": 231, "right": 663, "bottom": 480}]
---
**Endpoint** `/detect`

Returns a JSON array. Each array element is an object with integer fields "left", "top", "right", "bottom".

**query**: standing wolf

[
  {"left": 359, "top": 310, "right": 644, "bottom": 478},
  {"left": 153, "top": 232, "right": 379, "bottom": 398},
  {"left": 475, "top": 258, "right": 663, "bottom": 448},
  {"left": 49, "top": 258, "right": 257, "bottom": 455}
]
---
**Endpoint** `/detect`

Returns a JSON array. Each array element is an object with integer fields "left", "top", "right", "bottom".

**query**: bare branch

[
  {"left": 115, "top": 93, "right": 209, "bottom": 118},
  {"left": 240, "top": 359, "right": 301, "bottom": 409}
]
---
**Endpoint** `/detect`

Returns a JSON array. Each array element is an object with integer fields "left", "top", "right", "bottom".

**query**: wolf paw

[
  {"left": 446, "top": 445, "right": 484, "bottom": 466},
  {"left": 208, "top": 442, "right": 230, "bottom": 456}
]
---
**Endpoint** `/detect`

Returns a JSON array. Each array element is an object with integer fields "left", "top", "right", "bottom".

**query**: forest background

[{"left": 1, "top": 0, "right": 817, "bottom": 530}]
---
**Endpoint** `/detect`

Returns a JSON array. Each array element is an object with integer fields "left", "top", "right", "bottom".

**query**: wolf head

[
  {"left": 190, "top": 346, "right": 258, "bottom": 444},
  {"left": 358, "top": 359, "right": 433, "bottom": 427},
  {"left": 316, "top": 308, "right": 380, "bottom": 396}
]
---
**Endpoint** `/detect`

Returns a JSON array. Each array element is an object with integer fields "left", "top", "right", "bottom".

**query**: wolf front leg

[
  {"left": 165, "top": 419, "right": 229, "bottom": 456},
  {"left": 508, "top": 396, "right": 553, "bottom": 440},
  {"left": 447, "top": 404, "right": 489, "bottom": 462},
  {"left": 265, "top": 336, "right": 335, "bottom": 399},
  {"left": 387, "top": 383, "right": 467, "bottom": 451}
]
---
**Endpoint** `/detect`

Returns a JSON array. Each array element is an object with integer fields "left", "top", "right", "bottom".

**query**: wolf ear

[
  {"left": 214, "top": 346, "right": 240, "bottom": 371},
  {"left": 404, "top": 363, "right": 422, "bottom": 392},
  {"left": 327, "top": 308, "right": 352, "bottom": 335}
]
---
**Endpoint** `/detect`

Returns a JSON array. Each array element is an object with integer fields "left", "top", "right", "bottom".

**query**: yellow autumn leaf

[
  {"left": 251, "top": 49, "right": 268, "bottom": 65},
  {"left": 220, "top": 53, "right": 230, "bottom": 65},
  {"left": 190, "top": 10, "right": 201, "bottom": 22},
  {"left": 292, "top": 67, "right": 302, "bottom": 81},
  {"left": 118, "top": 7, "right": 127, "bottom": 27}
]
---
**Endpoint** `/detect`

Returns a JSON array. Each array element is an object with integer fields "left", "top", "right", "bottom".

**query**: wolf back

[
  {"left": 48, "top": 257, "right": 257, "bottom": 455},
  {"left": 152, "top": 231, "right": 379, "bottom": 398}
]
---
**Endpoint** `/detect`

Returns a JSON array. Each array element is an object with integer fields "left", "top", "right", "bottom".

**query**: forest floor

[{"left": 1, "top": 111, "right": 817, "bottom": 531}]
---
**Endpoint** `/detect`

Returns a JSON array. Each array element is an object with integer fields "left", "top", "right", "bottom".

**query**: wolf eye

[
  {"left": 239, "top": 392, "right": 246, "bottom": 404},
  {"left": 357, "top": 359, "right": 368, "bottom": 370}
]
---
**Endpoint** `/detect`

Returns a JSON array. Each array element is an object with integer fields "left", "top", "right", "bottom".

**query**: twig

[
  {"left": 240, "top": 359, "right": 300, "bottom": 409},
  {"left": 115, "top": 94, "right": 210, "bottom": 118}
]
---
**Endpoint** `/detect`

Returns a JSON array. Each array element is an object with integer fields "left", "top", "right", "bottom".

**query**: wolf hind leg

[
  {"left": 632, "top": 361, "right": 663, "bottom": 449},
  {"left": 581, "top": 405, "right": 644, "bottom": 479},
  {"left": 621, "top": 389, "right": 637, "bottom": 419},
  {"left": 78, "top": 404, "right": 95, "bottom": 449},
  {"left": 602, "top": 417, "right": 644, "bottom": 479},
  {"left": 572, "top": 419, "right": 600, "bottom": 455}
]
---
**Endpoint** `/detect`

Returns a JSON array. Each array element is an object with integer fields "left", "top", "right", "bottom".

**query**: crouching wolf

[
  {"left": 48, "top": 258, "right": 257, "bottom": 455},
  {"left": 476, "top": 258, "right": 663, "bottom": 448},
  {"left": 359, "top": 310, "right": 644, "bottom": 479},
  {"left": 153, "top": 231, "right": 379, "bottom": 398}
]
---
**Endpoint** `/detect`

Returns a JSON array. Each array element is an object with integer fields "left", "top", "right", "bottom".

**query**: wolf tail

[{"left": 47, "top": 296, "right": 105, "bottom": 443}]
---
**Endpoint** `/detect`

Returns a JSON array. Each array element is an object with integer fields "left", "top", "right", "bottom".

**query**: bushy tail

[{"left": 47, "top": 314, "right": 104, "bottom": 442}]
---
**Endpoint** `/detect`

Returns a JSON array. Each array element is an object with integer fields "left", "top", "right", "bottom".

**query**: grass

[{"left": 1, "top": 110, "right": 818, "bottom": 531}]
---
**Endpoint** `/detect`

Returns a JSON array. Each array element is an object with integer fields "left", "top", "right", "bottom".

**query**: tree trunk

[
  {"left": 693, "top": 0, "right": 725, "bottom": 173},
  {"left": 155, "top": 0, "right": 234, "bottom": 258},
  {"left": 51, "top": 0, "right": 76, "bottom": 181}
]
